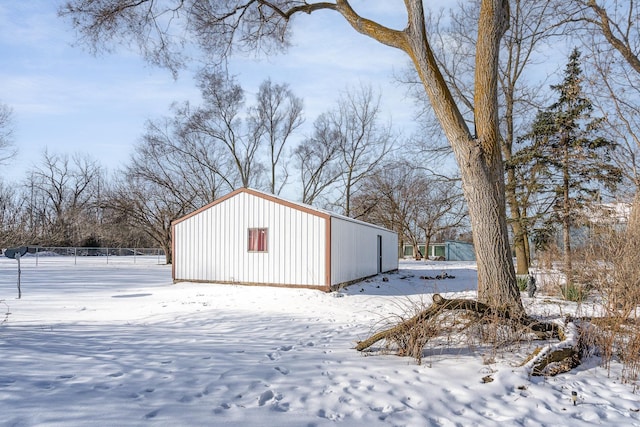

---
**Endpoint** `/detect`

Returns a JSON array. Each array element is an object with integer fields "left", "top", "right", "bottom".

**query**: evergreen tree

[{"left": 516, "top": 48, "right": 621, "bottom": 286}]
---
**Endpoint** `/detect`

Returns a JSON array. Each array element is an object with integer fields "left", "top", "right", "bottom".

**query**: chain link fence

[{"left": 13, "top": 247, "right": 166, "bottom": 266}]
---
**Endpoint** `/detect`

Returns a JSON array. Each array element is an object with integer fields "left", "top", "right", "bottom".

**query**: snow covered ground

[{"left": 1, "top": 256, "right": 639, "bottom": 426}]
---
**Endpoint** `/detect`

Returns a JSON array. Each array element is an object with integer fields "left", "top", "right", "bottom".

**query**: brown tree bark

[{"left": 348, "top": 0, "right": 523, "bottom": 314}]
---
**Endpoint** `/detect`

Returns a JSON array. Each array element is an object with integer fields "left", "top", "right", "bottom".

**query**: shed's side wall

[
  {"left": 330, "top": 218, "right": 399, "bottom": 286},
  {"left": 173, "top": 192, "right": 326, "bottom": 286}
]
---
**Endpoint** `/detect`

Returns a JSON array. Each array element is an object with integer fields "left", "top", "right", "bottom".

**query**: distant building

[
  {"left": 401, "top": 240, "right": 476, "bottom": 261},
  {"left": 172, "top": 188, "right": 398, "bottom": 291}
]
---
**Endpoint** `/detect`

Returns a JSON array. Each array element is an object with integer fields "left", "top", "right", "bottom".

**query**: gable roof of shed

[{"left": 171, "top": 187, "right": 395, "bottom": 234}]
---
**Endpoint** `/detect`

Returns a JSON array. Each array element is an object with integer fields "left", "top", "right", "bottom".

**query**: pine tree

[{"left": 517, "top": 48, "right": 621, "bottom": 287}]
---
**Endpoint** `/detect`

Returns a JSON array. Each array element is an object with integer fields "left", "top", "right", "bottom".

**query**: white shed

[{"left": 171, "top": 188, "right": 398, "bottom": 291}]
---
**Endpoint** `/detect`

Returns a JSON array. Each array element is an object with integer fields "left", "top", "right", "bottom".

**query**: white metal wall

[
  {"left": 330, "top": 217, "right": 399, "bottom": 286},
  {"left": 173, "top": 191, "right": 327, "bottom": 287}
]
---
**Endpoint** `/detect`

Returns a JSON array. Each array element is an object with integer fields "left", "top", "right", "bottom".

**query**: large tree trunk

[
  {"left": 457, "top": 143, "right": 522, "bottom": 310},
  {"left": 336, "top": 0, "right": 524, "bottom": 315},
  {"left": 404, "top": 0, "right": 524, "bottom": 315}
]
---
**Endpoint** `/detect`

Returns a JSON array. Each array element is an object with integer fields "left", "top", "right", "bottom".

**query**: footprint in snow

[
  {"left": 273, "top": 401, "right": 290, "bottom": 412},
  {"left": 213, "top": 404, "right": 228, "bottom": 414},
  {"left": 274, "top": 366, "right": 290, "bottom": 375},
  {"left": 57, "top": 374, "right": 75, "bottom": 380},
  {"left": 258, "top": 389, "right": 275, "bottom": 406},
  {"left": 144, "top": 409, "right": 159, "bottom": 419},
  {"left": 35, "top": 381, "right": 53, "bottom": 390}
]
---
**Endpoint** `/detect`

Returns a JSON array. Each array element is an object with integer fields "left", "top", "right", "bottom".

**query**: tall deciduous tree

[
  {"left": 519, "top": 49, "right": 621, "bottom": 285},
  {"left": 106, "top": 173, "right": 186, "bottom": 264},
  {"left": 294, "top": 113, "right": 342, "bottom": 206},
  {"left": 352, "top": 159, "right": 467, "bottom": 260},
  {"left": 0, "top": 181, "right": 26, "bottom": 247},
  {"left": 401, "top": 0, "right": 561, "bottom": 274},
  {"left": 190, "top": 70, "right": 264, "bottom": 189},
  {"left": 27, "top": 151, "right": 102, "bottom": 246},
  {"left": 61, "top": 0, "right": 525, "bottom": 314},
  {"left": 331, "top": 85, "right": 393, "bottom": 217},
  {"left": 108, "top": 101, "right": 239, "bottom": 263},
  {"left": 251, "top": 79, "right": 304, "bottom": 195},
  {"left": 189, "top": 70, "right": 303, "bottom": 193},
  {"left": 134, "top": 103, "right": 234, "bottom": 208},
  {"left": 0, "top": 102, "right": 16, "bottom": 165}
]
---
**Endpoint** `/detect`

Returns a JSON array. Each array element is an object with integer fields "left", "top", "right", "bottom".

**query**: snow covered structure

[{"left": 171, "top": 188, "right": 398, "bottom": 291}]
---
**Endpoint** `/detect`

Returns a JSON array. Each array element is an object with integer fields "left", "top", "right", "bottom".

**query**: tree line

[
  {"left": 0, "top": 1, "right": 637, "bottom": 314},
  {"left": 0, "top": 75, "right": 467, "bottom": 263}
]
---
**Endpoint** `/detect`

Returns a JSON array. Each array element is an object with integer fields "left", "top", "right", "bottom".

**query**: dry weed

[{"left": 574, "top": 219, "right": 640, "bottom": 384}]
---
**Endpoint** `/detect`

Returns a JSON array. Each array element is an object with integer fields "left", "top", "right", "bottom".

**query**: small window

[{"left": 248, "top": 228, "right": 268, "bottom": 252}]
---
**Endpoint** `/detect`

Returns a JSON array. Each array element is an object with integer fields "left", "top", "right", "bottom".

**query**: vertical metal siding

[
  {"left": 381, "top": 231, "right": 399, "bottom": 273},
  {"left": 173, "top": 191, "right": 326, "bottom": 286},
  {"left": 330, "top": 217, "right": 399, "bottom": 286}
]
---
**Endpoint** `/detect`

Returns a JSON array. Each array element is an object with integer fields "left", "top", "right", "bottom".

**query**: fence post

[{"left": 74, "top": 247, "right": 77, "bottom": 265}]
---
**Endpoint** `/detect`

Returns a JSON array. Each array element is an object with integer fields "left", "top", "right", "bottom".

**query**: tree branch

[{"left": 586, "top": 0, "right": 640, "bottom": 74}]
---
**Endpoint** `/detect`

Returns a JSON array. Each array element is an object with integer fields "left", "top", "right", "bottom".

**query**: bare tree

[
  {"left": 0, "top": 181, "right": 27, "bottom": 247},
  {"left": 0, "top": 102, "right": 21, "bottom": 245},
  {"left": 105, "top": 174, "right": 187, "bottom": 264},
  {"left": 27, "top": 150, "right": 102, "bottom": 246},
  {"left": 61, "top": 0, "right": 525, "bottom": 313},
  {"left": 251, "top": 79, "right": 304, "bottom": 195},
  {"left": 416, "top": 179, "right": 468, "bottom": 258},
  {"left": 570, "top": 0, "right": 640, "bottom": 74},
  {"left": 353, "top": 159, "right": 467, "bottom": 260},
  {"left": 106, "top": 106, "right": 237, "bottom": 263},
  {"left": 330, "top": 85, "right": 393, "bottom": 217},
  {"left": 293, "top": 113, "right": 342, "bottom": 205},
  {"left": 190, "top": 69, "right": 266, "bottom": 189},
  {"left": 565, "top": 0, "right": 640, "bottom": 225},
  {"left": 0, "top": 103, "right": 16, "bottom": 165},
  {"left": 401, "top": 0, "right": 561, "bottom": 274},
  {"left": 138, "top": 102, "right": 235, "bottom": 207},
  {"left": 293, "top": 86, "right": 391, "bottom": 212},
  {"left": 351, "top": 159, "right": 418, "bottom": 253}
]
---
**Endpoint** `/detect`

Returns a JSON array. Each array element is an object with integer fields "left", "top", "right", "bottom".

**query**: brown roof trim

[{"left": 171, "top": 187, "right": 332, "bottom": 226}]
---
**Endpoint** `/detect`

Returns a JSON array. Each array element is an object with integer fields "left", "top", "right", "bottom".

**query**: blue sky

[{"left": 1, "top": 1, "right": 426, "bottom": 180}]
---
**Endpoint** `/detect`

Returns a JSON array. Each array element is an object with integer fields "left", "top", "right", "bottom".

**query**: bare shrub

[
  {"left": 578, "top": 219, "right": 640, "bottom": 384},
  {"left": 538, "top": 243, "right": 561, "bottom": 271}
]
